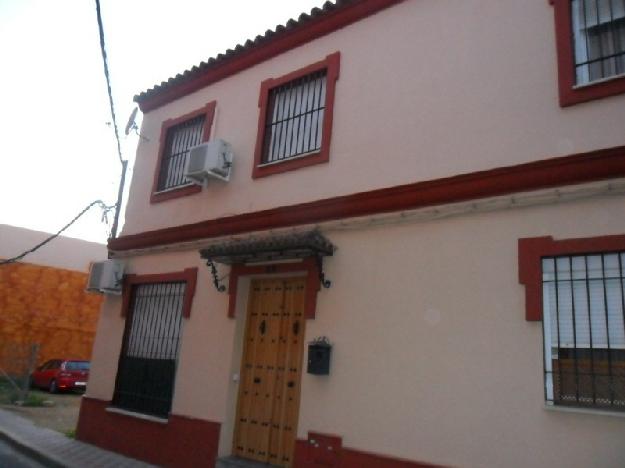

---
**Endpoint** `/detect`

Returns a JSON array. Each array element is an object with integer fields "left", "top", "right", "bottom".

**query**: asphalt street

[{"left": 0, "top": 439, "right": 45, "bottom": 468}]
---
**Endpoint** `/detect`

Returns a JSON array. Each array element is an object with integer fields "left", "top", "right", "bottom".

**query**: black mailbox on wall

[{"left": 307, "top": 337, "right": 331, "bottom": 375}]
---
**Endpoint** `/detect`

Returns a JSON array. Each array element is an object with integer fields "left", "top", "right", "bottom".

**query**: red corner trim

[
  {"left": 227, "top": 258, "right": 320, "bottom": 319},
  {"left": 150, "top": 101, "right": 216, "bottom": 204},
  {"left": 519, "top": 234, "right": 625, "bottom": 321},
  {"left": 252, "top": 52, "right": 340, "bottom": 179},
  {"left": 136, "top": 0, "right": 403, "bottom": 113},
  {"left": 110, "top": 144, "right": 625, "bottom": 252},
  {"left": 551, "top": 0, "right": 625, "bottom": 106},
  {"left": 120, "top": 268, "right": 198, "bottom": 318}
]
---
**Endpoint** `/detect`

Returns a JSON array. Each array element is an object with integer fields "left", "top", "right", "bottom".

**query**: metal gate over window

[
  {"left": 571, "top": 0, "right": 625, "bottom": 84},
  {"left": 542, "top": 252, "right": 625, "bottom": 410},
  {"left": 112, "top": 282, "right": 185, "bottom": 418},
  {"left": 261, "top": 70, "right": 327, "bottom": 164},
  {"left": 157, "top": 115, "right": 206, "bottom": 191}
]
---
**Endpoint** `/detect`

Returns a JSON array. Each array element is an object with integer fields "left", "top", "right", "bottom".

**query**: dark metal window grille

[
  {"left": 542, "top": 252, "right": 625, "bottom": 410},
  {"left": 157, "top": 115, "right": 205, "bottom": 191},
  {"left": 571, "top": 0, "right": 625, "bottom": 85},
  {"left": 261, "top": 69, "right": 327, "bottom": 164},
  {"left": 112, "top": 282, "right": 186, "bottom": 418}
]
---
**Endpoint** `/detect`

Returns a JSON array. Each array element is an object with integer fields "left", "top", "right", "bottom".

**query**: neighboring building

[
  {"left": 0, "top": 224, "right": 106, "bottom": 373},
  {"left": 77, "top": 1, "right": 625, "bottom": 467}
]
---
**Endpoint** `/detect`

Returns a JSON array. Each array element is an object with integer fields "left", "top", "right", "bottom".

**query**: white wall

[
  {"left": 122, "top": 0, "right": 625, "bottom": 236},
  {"left": 89, "top": 191, "right": 625, "bottom": 468}
]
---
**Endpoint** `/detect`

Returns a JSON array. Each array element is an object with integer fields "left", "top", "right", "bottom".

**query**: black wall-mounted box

[{"left": 307, "top": 340, "right": 331, "bottom": 375}]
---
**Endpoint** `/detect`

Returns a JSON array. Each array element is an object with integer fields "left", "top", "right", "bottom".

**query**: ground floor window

[
  {"left": 112, "top": 281, "right": 186, "bottom": 418},
  {"left": 542, "top": 252, "right": 625, "bottom": 410}
]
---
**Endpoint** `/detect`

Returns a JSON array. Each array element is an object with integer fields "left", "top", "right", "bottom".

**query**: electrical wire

[
  {"left": 0, "top": 201, "right": 115, "bottom": 266},
  {"left": 95, "top": 0, "right": 124, "bottom": 165},
  {"left": 94, "top": 0, "right": 128, "bottom": 239}
]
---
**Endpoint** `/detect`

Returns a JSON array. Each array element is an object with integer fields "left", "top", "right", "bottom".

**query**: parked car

[{"left": 31, "top": 359, "right": 90, "bottom": 393}]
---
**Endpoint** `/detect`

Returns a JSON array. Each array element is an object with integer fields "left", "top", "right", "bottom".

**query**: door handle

[
  {"left": 259, "top": 320, "right": 266, "bottom": 335},
  {"left": 254, "top": 377, "right": 261, "bottom": 384}
]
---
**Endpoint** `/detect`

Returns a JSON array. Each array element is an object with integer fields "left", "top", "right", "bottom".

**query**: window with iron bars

[
  {"left": 572, "top": 0, "right": 625, "bottom": 85},
  {"left": 542, "top": 252, "right": 625, "bottom": 410},
  {"left": 156, "top": 114, "right": 206, "bottom": 192},
  {"left": 260, "top": 69, "right": 327, "bottom": 165},
  {"left": 112, "top": 282, "right": 185, "bottom": 418}
]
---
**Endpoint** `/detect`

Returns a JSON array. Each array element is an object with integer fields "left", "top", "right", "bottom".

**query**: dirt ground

[{"left": 0, "top": 390, "right": 82, "bottom": 434}]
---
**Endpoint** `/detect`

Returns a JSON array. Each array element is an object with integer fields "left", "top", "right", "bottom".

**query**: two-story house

[{"left": 76, "top": 1, "right": 625, "bottom": 467}]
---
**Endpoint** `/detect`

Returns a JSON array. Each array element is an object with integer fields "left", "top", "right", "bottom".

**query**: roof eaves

[{"left": 134, "top": 0, "right": 404, "bottom": 112}]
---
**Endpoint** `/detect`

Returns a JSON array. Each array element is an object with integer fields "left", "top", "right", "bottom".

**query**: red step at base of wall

[{"left": 76, "top": 397, "right": 220, "bottom": 468}]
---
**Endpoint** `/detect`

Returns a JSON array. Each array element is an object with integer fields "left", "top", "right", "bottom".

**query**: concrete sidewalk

[{"left": 0, "top": 408, "right": 156, "bottom": 467}]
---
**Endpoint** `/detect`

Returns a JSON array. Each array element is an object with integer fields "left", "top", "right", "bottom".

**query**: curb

[{"left": 0, "top": 427, "right": 67, "bottom": 468}]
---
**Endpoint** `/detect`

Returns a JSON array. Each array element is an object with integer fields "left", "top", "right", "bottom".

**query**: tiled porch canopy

[{"left": 199, "top": 230, "right": 335, "bottom": 265}]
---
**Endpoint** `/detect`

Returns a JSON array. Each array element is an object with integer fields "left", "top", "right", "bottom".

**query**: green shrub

[{"left": 20, "top": 392, "right": 47, "bottom": 407}]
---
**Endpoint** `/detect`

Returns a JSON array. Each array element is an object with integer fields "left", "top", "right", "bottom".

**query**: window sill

[
  {"left": 257, "top": 150, "right": 321, "bottom": 168},
  {"left": 150, "top": 183, "right": 201, "bottom": 204},
  {"left": 573, "top": 72, "right": 625, "bottom": 90},
  {"left": 105, "top": 406, "right": 169, "bottom": 424},
  {"left": 252, "top": 150, "right": 328, "bottom": 179},
  {"left": 560, "top": 72, "right": 625, "bottom": 107},
  {"left": 544, "top": 403, "right": 625, "bottom": 419}
]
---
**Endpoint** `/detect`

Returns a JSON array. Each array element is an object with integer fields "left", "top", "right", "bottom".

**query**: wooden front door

[{"left": 233, "top": 277, "right": 307, "bottom": 467}]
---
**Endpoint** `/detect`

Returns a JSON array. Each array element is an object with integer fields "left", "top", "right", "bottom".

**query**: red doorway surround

[{"left": 227, "top": 257, "right": 323, "bottom": 319}]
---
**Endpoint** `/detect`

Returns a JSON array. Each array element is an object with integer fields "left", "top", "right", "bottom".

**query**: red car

[{"left": 31, "top": 359, "right": 90, "bottom": 393}]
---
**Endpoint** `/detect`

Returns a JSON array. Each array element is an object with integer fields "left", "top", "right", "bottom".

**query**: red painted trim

[
  {"left": 551, "top": 0, "right": 625, "bottom": 106},
  {"left": 252, "top": 52, "right": 340, "bottom": 179},
  {"left": 136, "top": 0, "right": 403, "bottom": 113},
  {"left": 519, "top": 234, "right": 625, "bottom": 321},
  {"left": 110, "top": 144, "right": 625, "bottom": 252},
  {"left": 76, "top": 396, "right": 220, "bottom": 467},
  {"left": 150, "top": 101, "right": 216, "bottom": 204},
  {"left": 294, "top": 431, "right": 445, "bottom": 468},
  {"left": 227, "top": 258, "right": 320, "bottom": 319},
  {"left": 120, "top": 268, "right": 198, "bottom": 318}
]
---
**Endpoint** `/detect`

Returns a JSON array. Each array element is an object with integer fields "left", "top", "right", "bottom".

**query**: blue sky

[{"left": 0, "top": 0, "right": 323, "bottom": 244}]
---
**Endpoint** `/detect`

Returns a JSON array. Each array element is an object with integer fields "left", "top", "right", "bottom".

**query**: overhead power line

[
  {"left": 0, "top": 201, "right": 115, "bottom": 266},
  {"left": 94, "top": 0, "right": 128, "bottom": 240},
  {"left": 95, "top": 0, "right": 123, "bottom": 166}
]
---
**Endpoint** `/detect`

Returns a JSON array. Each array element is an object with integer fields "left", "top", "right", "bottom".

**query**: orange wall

[{"left": 0, "top": 261, "right": 103, "bottom": 369}]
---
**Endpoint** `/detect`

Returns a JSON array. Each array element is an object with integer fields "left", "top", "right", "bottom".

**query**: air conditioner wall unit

[
  {"left": 87, "top": 260, "right": 124, "bottom": 295},
  {"left": 185, "top": 139, "right": 233, "bottom": 184}
]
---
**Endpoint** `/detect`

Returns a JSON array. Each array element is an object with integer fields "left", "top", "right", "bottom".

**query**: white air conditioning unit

[
  {"left": 185, "top": 139, "right": 233, "bottom": 184},
  {"left": 87, "top": 260, "right": 124, "bottom": 295}
]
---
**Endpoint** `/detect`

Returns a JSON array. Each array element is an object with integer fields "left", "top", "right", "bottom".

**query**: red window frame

[
  {"left": 252, "top": 52, "right": 340, "bottom": 179},
  {"left": 518, "top": 234, "right": 625, "bottom": 321},
  {"left": 150, "top": 101, "right": 216, "bottom": 204},
  {"left": 121, "top": 268, "right": 198, "bottom": 319},
  {"left": 551, "top": 0, "right": 625, "bottom": 106}
]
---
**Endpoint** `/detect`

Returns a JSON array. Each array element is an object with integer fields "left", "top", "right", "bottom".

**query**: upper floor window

[
  {"left": 572, "top": 0, "right": 625, "bottom": 85},
  {"left": 158, "top": 115, "right": 205, "bottom": 191},
  {"left": 542, "top": 252, "right": 625, "bottom": 410},
  {"left": 150, "top": 101, "right": 216, "bottom": 203},
  {"left": 552, "top": 0, "right": 625, "bottom": 106},
  {"left": 252, "top": 52, "right": 340, "bottom": 179},
  {"left": 262, "top": 69, "right": 327, "bottom": 164}
]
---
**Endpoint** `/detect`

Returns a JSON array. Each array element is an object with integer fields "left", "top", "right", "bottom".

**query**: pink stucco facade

[{"left": 80, "top": 1, "right": 625, "bottom": 467}]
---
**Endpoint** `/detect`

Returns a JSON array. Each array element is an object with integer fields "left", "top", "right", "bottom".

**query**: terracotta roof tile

[
  {"left": 134, "top": 0, "right": 403, "bottom": 111},
  {"left": 134, "top": 0, "right": 351, "bottom": 104}
]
